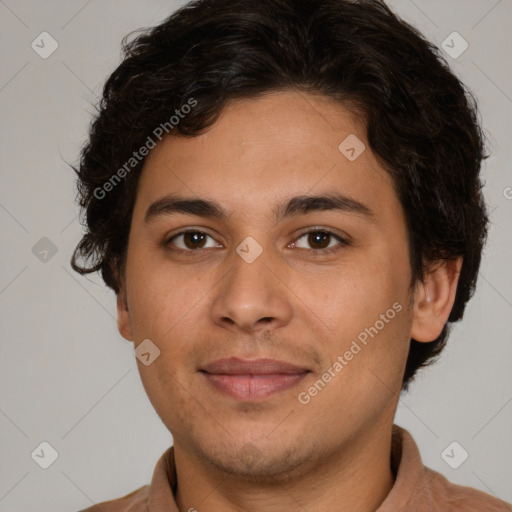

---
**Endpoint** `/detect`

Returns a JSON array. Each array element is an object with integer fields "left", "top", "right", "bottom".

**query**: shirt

[{"left": 78, "top": 424, "right": 512, "bottom": 511}]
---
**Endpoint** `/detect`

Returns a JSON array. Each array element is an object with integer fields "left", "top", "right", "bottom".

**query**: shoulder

[
  {"left": 425, "top": 467, "right": 512, "bottom": 511},
  {"left": 76, "top": 485, "right": 149, "bottom": 512},
  {"left": 388, "top": 425, "right": 511, "bottom": 511}
]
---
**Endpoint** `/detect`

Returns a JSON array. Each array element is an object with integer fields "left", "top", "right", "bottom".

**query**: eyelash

[{"left": 165, "top": 228, "right": 350, "bottom": 255}]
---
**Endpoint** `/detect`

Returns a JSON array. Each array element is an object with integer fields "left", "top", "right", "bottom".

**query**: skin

[{"left": 117, "top": 90, "right": 462, "bottom": 512}]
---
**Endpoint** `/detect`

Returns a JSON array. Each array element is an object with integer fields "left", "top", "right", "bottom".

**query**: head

[{"left": 71, "top": 0, "right": 488, "bottom": 480}]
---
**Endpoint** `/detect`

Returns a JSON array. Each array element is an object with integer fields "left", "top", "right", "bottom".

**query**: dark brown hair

[{"left": 71, "top": 0, "right": 488, "bottom": 390}]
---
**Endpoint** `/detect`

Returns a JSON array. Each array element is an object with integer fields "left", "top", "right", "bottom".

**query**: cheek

[
  {"left": 293, "top": 244, "right": 412, "bottom": 390},
  {"left": 306, "top": 307, "right": 412, "bottom": 413},
  {"left": 126, "top": 250, "right": 208, "bottom": 339},
  {"left": 293, "top": 253, "right": 405, "bottom": 337}
]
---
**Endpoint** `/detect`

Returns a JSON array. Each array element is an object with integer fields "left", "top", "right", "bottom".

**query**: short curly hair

[{"left": 71, "top": 0, "right": 488, "bottom": 391}]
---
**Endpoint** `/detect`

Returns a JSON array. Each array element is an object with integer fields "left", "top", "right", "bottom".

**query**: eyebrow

[{"left": 144, "top": 192, "right": 376, "bottom": 224}]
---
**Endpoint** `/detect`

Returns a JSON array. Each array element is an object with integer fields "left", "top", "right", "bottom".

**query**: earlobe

[
  {"left": 410, "top": 257, "right": 463, "bottom": 343},
  {"left": 117, "top": 290, "right": 134, "bottom": 342}
]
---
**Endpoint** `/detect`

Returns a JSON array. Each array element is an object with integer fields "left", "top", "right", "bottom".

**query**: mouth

[{"left": 199, "top": 357, "right": 311, "bottom": 400}]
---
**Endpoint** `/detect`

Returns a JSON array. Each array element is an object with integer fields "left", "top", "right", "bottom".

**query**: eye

[
  {"left": 167, "top": 230, "right": 221, "bottom": 251},
  {"left": 166, "top": 228, "right": 349, "bottom": 254},
  {"left": 291, "top": 229, "right": 349, "bottom": 253}
]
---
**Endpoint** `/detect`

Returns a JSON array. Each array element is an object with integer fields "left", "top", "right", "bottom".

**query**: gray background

[{"left": 0, "top": 0, "right": 511, "bottom": 510}]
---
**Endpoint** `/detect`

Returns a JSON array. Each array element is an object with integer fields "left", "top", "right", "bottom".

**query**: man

[{"left": 71, "top": 0, "right": 512, "bottom": 510}]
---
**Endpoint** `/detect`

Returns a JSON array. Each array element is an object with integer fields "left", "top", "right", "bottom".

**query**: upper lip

[{"left": 200, "top": 357, "right": 310, "bottom": 375}]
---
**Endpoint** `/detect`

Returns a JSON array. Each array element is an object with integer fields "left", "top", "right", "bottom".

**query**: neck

[{"left": 173, "top": 423, "right": 395, "bottom": 512}]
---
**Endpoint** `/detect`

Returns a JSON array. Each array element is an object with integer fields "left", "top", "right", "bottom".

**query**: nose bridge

[{"left": 210, "top": 238, "right": 292, "bottom": 332}]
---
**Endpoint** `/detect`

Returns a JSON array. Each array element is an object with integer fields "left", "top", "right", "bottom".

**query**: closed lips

[{"left": 200, "top": 358, "right": 310, "bottom": 400}]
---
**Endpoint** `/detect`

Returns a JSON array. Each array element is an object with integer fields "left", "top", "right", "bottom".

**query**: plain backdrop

[{"left": 0, "top": 0, "right": 511, "bottom": 510}]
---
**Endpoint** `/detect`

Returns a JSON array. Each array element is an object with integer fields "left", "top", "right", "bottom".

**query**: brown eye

[
  {"left": 292, "top": 230, "right": 348, "bottom": 253},
  {"left": 168, "top": 231, "right": 219, "bottom": 251},
  {"left": 182, "top": 232, "right": 207, "bottom": 249},
  {"left": 307, "top": 232, "right": 331, "bottom": 249}
]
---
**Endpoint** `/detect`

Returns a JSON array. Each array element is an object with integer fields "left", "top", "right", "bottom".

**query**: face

[{"left": 118, "top": 90, "right": 419, "bottom": 480}]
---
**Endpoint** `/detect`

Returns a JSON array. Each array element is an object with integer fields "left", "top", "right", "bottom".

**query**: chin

[{"left": 198, "top": 439, "right": 316, "bottom": 483}]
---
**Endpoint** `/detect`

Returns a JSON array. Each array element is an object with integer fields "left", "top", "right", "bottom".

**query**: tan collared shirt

[{"left": 79, "top": 424, "right": 512, "bottom": 511}]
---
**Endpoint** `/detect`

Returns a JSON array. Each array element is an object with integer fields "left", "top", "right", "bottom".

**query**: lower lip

[{"left": 201, "top": 372, "right": 308, "bottom": 400}]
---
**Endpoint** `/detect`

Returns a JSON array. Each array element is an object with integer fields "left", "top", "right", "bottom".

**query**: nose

[{"left": 209, "top": 244, "right": 293, "bottom": 334}]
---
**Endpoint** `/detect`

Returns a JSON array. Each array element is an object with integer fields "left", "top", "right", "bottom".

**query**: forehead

[{"left": 133, "top": 90, "right": 398, "bottom": 223}]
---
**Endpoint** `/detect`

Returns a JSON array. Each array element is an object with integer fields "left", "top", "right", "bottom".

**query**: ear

[
  {"left": 117, "top": 285, "right": 134, "bottom": 342},
  {"left": 410, "top": 257, "right": 463, "bottom": 343}
]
